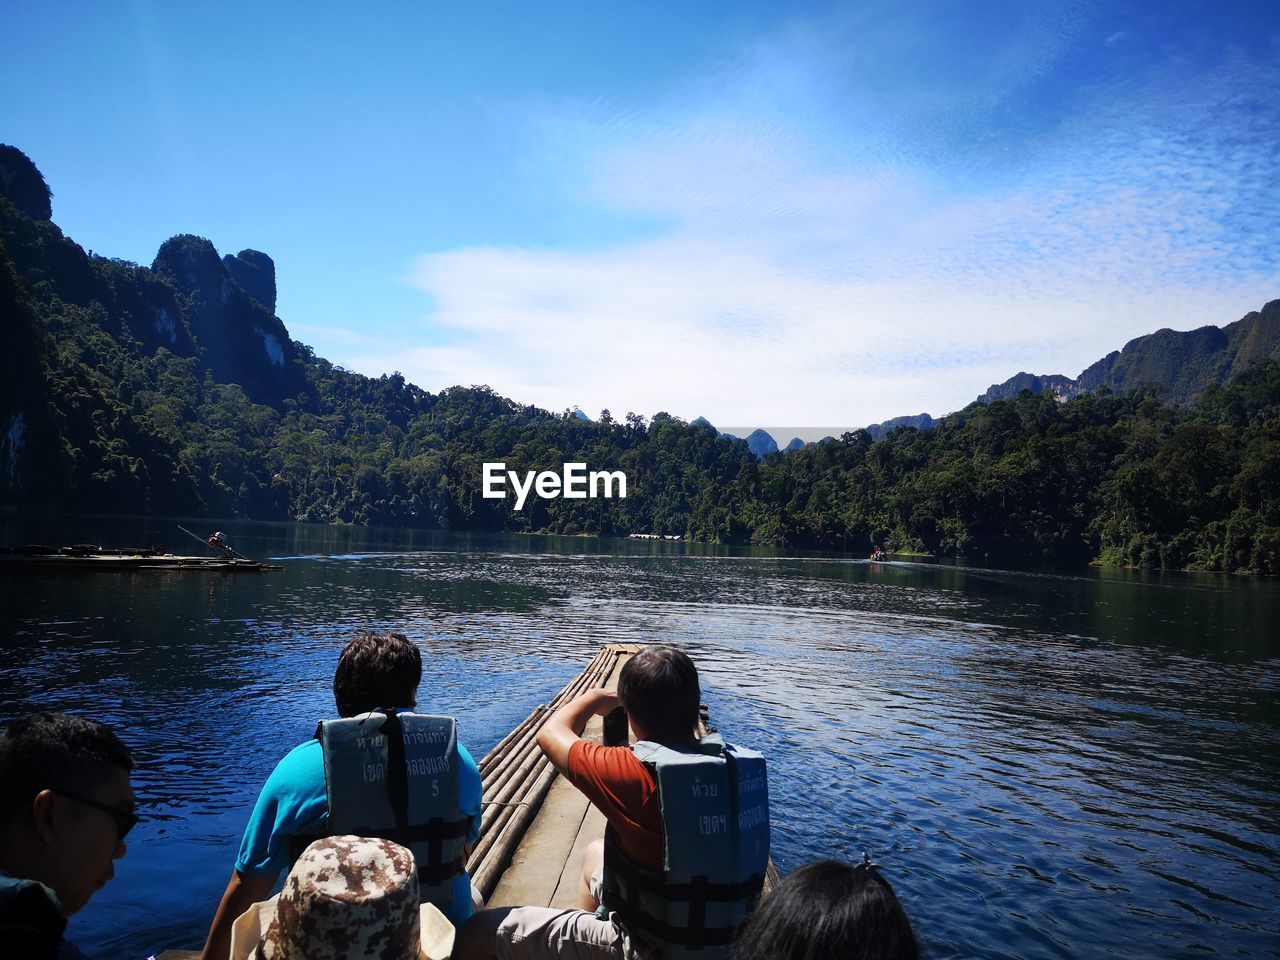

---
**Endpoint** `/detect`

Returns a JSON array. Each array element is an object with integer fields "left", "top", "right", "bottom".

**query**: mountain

[
  {"left": 692, "top": 418, "right": 783, "bottom": 459},
  {"left": 784, "top": 437, "right": 805, "bottom": 452},
  {"left": 150, "top": 234, "right": 301, "bottom": 404},
  {"left": 744, "top": 429, "right": 778, "bottom": 459},
  {"left": 862, "top": 302, "right": 1280, "bottom": 442},
  {"left": 980, "top": 303, "right": 1280, "bottom": 405},
  {"left": 0, "top": 148, "right": 303, "bottom": 410},
  {"left": 0, "top": 146, "right": 52, "bottom": 221},
  {"left": 865, "top": 413, "right": 935, "bottom": 441},
  {"left": 976, "top": 373, "right": 1076, "bottom": 404}
]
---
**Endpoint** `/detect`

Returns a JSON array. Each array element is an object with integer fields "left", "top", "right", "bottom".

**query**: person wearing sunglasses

[{"left": 0, "top": 711, "right": 137, "bottom": 960}]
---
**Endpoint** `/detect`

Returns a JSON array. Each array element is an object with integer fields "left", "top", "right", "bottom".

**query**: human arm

[
  {"left": 458, "top": 740, "right": 483, "bottom": 861},
  {"left": 198, "top": 869, "right": 276, "bottom": 960},
  {"left": 201, "top": 741, "right": 326, "bottom": 959},
  {"left": 535, "top": 688, "right": 620, "bottom": 772}
]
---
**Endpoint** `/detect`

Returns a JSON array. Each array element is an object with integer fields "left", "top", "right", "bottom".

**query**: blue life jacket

[
  {"left": 599, "top": 734, "right": 770, "bottom": 958},
  {"left": 304, "top": 710, "right": 468, "bottom": 910}
]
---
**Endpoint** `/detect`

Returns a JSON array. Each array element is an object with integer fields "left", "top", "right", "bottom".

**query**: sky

[{"left": 4, "top": 0, "right": 1279, "bottom": 435}]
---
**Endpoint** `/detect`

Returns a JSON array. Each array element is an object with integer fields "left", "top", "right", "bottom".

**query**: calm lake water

[{"left": 1, "top": 518, "right": 1278, "bottom": 959}]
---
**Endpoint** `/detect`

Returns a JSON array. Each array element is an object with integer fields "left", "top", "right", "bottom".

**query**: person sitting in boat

[
  {"left": 455, "top": 645, "right": 770, "bottom": 960},
  {"left": 198, "top": 631, "right": 483, "bottom": 960},
  {"left": 0, "top": 712, "right": 138, "bottom": 960},
  {"left": 206, "top": 531, "right": 233, "bottom": 558},
  {"left": 733, "top": 858, "right": 918, "bottom": 960},
  {"left": 227, "top": 835, "right": 457, "bottom": 960}
]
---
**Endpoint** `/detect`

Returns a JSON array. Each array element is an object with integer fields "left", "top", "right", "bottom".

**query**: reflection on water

[{"left": 1, "top": 518, "right": 1278, "bottom": 959}]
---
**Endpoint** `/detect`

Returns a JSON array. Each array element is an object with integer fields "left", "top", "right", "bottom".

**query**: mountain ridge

[{"left": 980, "top": 305, "right": 1280, "bottom": 406}]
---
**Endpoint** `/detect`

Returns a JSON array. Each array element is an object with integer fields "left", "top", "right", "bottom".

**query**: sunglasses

[{"left": 55, "top": 789, "right": 140, "bottom": 840}]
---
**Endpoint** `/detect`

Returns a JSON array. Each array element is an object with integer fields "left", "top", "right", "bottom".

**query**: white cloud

[{"left": 380, "top": 14, "right": 1279, "bottom": 428}]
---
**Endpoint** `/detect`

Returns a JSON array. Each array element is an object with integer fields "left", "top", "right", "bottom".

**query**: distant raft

[{"left": 0, "top": 544, "right": 283, "bottom": 572}]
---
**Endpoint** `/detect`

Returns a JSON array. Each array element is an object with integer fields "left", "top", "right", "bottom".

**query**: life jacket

[
  {"left": 291, "top": 710, "right": 469, "bottom": 910},
  {"left": 599, "top": 734, "right": 770, "bottom": 959}
]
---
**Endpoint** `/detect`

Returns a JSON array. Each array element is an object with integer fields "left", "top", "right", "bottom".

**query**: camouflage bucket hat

[{"left": 235, "top": 835, "right": 452, "bottom": 960}]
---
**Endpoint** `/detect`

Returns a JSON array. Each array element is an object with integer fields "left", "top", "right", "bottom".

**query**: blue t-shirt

[{"left": 235, "top": 731, "right": 483, "bottom": 926}]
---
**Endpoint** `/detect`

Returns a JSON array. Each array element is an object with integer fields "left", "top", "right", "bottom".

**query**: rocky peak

[
  {"left": 152, "top": 234, "right": 227, "bottom": 298},
  {"left": 0, "top": 145, "right": 53, "bottom": 221},
  {"left": 978, "top": 372, "right": 1077, "bottom": 404},
  {"left": 745, "top": 428, "right": 779, "bottom": 459},
  {"left": 151, "top": 234, "right": 296, "bottom": 401},
  {"left": 224, "top": 249, "right": 276, "bottom": 313},
  {"left": 865, "top": 413, "right": 935, "bottom": 441}
]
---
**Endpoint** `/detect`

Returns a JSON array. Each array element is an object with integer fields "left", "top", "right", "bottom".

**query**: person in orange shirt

[{"left": 456, "top": 645, "right": 770, "bottom": 960}]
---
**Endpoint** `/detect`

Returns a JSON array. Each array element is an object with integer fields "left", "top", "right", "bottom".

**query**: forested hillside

[
  {"left": 3, "top": 145, "right": 1278, "bottom": 572},
  {"left": 749, "top": 367, "right": 1280, "bottom": 572}
]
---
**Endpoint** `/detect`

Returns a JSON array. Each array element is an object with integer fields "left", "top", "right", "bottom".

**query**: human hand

[{"left": 588, "top": 689, "right": 621, "bottom": 716}]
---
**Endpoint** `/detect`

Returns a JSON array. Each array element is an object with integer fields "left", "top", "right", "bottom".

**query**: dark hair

[
  {"left": 0, "top": 713, "right": 135, "bottom": 818},
  {"left": 333, "top": 631, "right": 422, "bottom": 717},
  {"left": 618, "top": 645, "right": 700, "bottom": 742},
  {"left": 734, "top": 859, "right": 918, "bottom": 960}
]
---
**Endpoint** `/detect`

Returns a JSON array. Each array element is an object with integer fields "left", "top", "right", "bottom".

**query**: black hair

[
  {"left": 0, "top": 712, "right": 135, "bottom": 818},
  {"left": 332, "top": 630, "right": 423, "bottom": 717},
  {"left": 733, "top": 859, "right": 919, "bottom": 960},
  {"left": 617, "top": 645, "right": 700, "bottom": 742}
]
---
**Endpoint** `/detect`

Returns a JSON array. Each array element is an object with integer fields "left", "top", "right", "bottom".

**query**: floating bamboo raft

[
  {"left": 158, "top": 643, "right": 771, "bottom": 958},
  {"left": 470, "top": 642, "right": 776, "bottom": 907},
  {"left": 0, "top": 545, "right": 282, "bottom": 572},
  {"left": 469, "top": 642, "right": 639, "bottom": 908}
]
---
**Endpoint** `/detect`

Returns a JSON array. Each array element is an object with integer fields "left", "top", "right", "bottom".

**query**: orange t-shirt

[{"left": 566, "top": 740, "right": 664, "bottom": 873}]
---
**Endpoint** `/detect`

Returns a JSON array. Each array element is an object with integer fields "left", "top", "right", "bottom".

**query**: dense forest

[{"left": 3, "top": 145, "right": 1278, "bottom": 573}]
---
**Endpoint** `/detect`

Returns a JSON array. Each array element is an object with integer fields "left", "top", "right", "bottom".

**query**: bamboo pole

[
  {"left": 477, "top": 652, "right": 615, "bottom": 824},
  {"left": 481, "top": 652, "right": 614, "bottom": 782},
  {"left": 471, "top": 759, "right": 559, "bottom": 899},
  {"left": 479, "top": 652, "right": 611, "bottom": 783},
  {"left": 478, "top": 705, "right": 545, "bottom": 774},
  {"left": 466, "top": 645, "right": 631, "bottom": 892}
]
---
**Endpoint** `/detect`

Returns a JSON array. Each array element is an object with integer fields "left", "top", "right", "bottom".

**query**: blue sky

[{"left": 4, "top": 0, "right": 1278, "bottom": 432}]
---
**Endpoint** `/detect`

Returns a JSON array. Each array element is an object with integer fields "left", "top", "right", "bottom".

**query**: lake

[{"left": 1, "top": 518, "right": 1277, "bottom": 958}]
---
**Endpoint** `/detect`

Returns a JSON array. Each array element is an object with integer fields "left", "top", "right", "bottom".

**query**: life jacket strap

[
  {"left": 604, "top": 834, "right": 763, "bottom": 948},
  {"left": 380, "top": 709, "right": 411, "bottom": 830},
  {"left": 613, "top": 906, "right": 739, "bottom": 948},
  {"left": 338, "top": 817, "right": 468, "bottom": 882},
  {"left": 607, "top": 845, "right": 765, "bottom": 901}
]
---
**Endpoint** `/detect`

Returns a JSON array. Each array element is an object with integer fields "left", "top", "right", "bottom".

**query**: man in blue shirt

[{"left": 199, "top": 631, "right": 483, "bottom": 960}]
